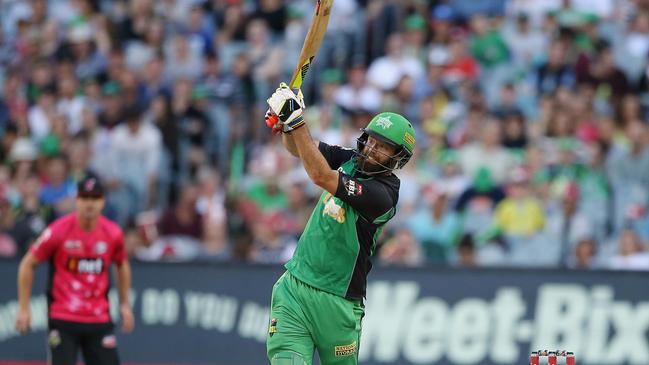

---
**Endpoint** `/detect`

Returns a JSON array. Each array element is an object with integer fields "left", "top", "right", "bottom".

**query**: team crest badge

[
  {"left": 95, "top": 241, "right": 107, "bottom": 254},
  {"left": 375, "top": 116, "right": 392, "bottom": 129}
]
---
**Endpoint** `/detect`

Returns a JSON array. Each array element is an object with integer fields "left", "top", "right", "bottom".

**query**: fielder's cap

[{"left": 77, "top": 176, "right": 104, "bottom": 198}]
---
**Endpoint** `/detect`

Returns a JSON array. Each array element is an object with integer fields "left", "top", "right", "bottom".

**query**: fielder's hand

[
  {"left": 15, "top": 307, "right": 31, "bottom": 335},
  {"left": 120, "top": 303, "right": 135, "bottom": 333},
  {"left": 267, "top": 83, "right": 305, "bottom": 133}
]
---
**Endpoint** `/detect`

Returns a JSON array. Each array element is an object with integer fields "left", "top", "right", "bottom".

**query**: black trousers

[{"left": 47, "top": 319, "right": 120, "bottom": 365}]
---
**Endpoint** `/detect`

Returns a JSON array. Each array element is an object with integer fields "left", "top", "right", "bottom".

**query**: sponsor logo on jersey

[
  {"left": 334, "top": 340, "right": 357, "bottom": 356},
  {"left": 64, "top": 240, "right": 82, "bottom": 251},
  {"left": 94, "top": 241, "right": 107, "bottom": 254},
  {"left": 323, "top": 193, "right": 345, "bottom": 223},
  {"left": 67, "top": 257, "right": 104, "bottom": 274}
]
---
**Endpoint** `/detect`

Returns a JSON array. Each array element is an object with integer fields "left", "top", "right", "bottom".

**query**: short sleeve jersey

[
  {"left": 30, "top": 214, "right": 126, "bottom": 323},
  {"left": 285, "top": 142, "right": 400, "bottom": 299}
]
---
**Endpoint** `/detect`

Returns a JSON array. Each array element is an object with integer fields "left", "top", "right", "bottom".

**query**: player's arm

[
  {"left": 266, "top": 108, "right": 317, "bottom": 157},
  {"left": 16, "top": 226, "right": 57, "bottom": 335},
  {"left": 16, "top": 252, "right": 40, "bottom": 334},
  {"left": 114, "top": 230, "right": 134, "bottom": 333},
  {"left": 281, "top": 131, "right": 318, "bottom": 157},
  {"left": 267, "top": 84, "right": 339, "bottom": 194},
  {"left": 115, "top": 260, "right": 131, "bottom": 307},
  {"left": 114, "top": 261, "right": 134, "bottom": 333},
  {"left": 290, "top": 126, "right": 339, "bottom": 194}
]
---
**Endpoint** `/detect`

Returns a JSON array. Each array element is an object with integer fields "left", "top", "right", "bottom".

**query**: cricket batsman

[{"left": 264, "top": 83, "right": 416, "bottom": 365}]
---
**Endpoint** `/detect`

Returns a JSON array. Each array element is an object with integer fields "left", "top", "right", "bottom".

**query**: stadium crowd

[{"left": 1, "top": 0, "right": 649, "bottom": 270}]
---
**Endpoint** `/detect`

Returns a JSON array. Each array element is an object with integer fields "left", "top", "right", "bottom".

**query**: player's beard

[{"left": 357, "top": 153, "right": 390, "bottom": 175}]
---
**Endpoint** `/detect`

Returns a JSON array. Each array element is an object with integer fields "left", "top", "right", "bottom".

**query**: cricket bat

[
  {"left": 289, "top": 0, "right": 335, "bottom": 90},
  {"left": 266, "top": 0, "right": 334, "bottom": 129}
]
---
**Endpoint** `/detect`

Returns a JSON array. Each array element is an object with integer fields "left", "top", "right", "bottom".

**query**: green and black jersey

[{"left": 285, "top": 142, "right": 400, "bottom": 300}]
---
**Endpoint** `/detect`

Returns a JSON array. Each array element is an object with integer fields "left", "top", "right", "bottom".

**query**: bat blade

[{"left": 289, "top": 0, "right": 334, "bottom": 90}]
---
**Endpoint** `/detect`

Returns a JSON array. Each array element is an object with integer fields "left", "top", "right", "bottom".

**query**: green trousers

[{"left": 266, "top": 272, "right": 364, "bottom": 365}]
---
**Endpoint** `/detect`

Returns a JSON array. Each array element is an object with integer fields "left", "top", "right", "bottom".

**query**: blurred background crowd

[{"left": 1, "top": 0, "right": 649, "bottom": 270}]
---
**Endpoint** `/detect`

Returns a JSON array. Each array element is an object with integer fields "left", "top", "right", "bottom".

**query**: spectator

[
  {"left": 494, "top": 168, "right": 545, "bottom": 237},
  {"left": 407, "top": 184, "right": 461, "bottom": 263},
  {"left": 469, "top": 14, "right": 510, "bottom": 105},
  {"left": 403, "top": 14, "right": 428, "bottom": 63},
  {"left": 607, "top": 120, "right": 649, "bottom": 230},
  {"left": 7, "top": 173, "right": 54, "bottom": 255},
  {"left": 579, "top": 41, "right": 629, "bottom": 102},
  {"left": 0, "top": 188, "right": 17, "bottom": 257},
  {"left": 455, "top": 167, "right": 506, "bottom": 235},
  {"left": 378, "top": 228, "right": 424, "bottom": 267},
  {"left": 544, "top": 182, "right": 593, "bottom": 267},
  {"left": 503, "top": 13, "right": 548, "bottom": 70},
  {"left": 108, "top": 103, "right": 162, "bottom": 224},
  {"left": 334, "top": 62, "right": 381, "bottom": 116},
  {"left": 163, "top": 34, "right": 204, "bottom": 83},
  {"left": 607, "top": 228, "right": 649, "bottom": 270},
  {"left": 196, "top": 167, "right": 230, "bottom": 261},
  {"left": 281, "top": 181, "right": 313, "bottom": 238},
  {"left": 27, "top": 85, "right": 57, "bottom": 142},
  {"left": 158, "top": 183, "right": 203, "bottom": 241},
  {"left": 535, "top": 40, "right": 575, "bottom": 95},
  {"left": 39, "top": 154, "right": 76, "bottom": 217},
  {"left": 455, "top": 233, "right": 478, "bottom": 267},
  {"left": 67, "top": 132, "right": 96, "bottom": 182},
  {"left": 246, "top": 18, "right": 283, "bottom": 90},
  {"left": 458, "top": 119, "right": 517, "bottom": 184},
  {"left": 493, "top": 83, "right": 524, "bottom": 119},
  {"left": 249, "top": 212, "right": 296, "bottom": 264},
  {"left": 443, "top": 31, "right": 480, "bottom": 83},
  {"left": 570, "top": 237, "right": 598, "bottom": 269},
  {"left": 501, "top": 111, "right": 529, "bottom": 149},
  {"left": 367, "top": 32, "right": 425, "bottom": 91}
]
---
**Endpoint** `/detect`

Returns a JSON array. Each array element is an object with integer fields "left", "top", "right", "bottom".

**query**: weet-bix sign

[{"left": 0, "top": 262, "right": 647, "bottom": 365}]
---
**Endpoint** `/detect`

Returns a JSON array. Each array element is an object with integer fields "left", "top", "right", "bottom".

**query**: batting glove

[{"left": 267, "top": 83, "right": 306, "bottom": 133}]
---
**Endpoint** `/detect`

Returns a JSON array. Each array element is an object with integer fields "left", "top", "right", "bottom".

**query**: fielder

[{"left": 264, "top": 83, "right": 416, "bottom": 365}]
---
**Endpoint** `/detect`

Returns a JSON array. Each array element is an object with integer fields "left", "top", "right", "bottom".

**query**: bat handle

[{"left": 265, "top": 114, "right": 279, "bottom": 128}]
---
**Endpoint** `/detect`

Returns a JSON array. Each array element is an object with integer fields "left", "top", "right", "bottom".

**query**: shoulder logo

[
  {"left": 344, "top": 178, "right": 363, "bottom": 196},
  {"left": 375, "top": 116, "right": 393, "bottom": 130}
]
